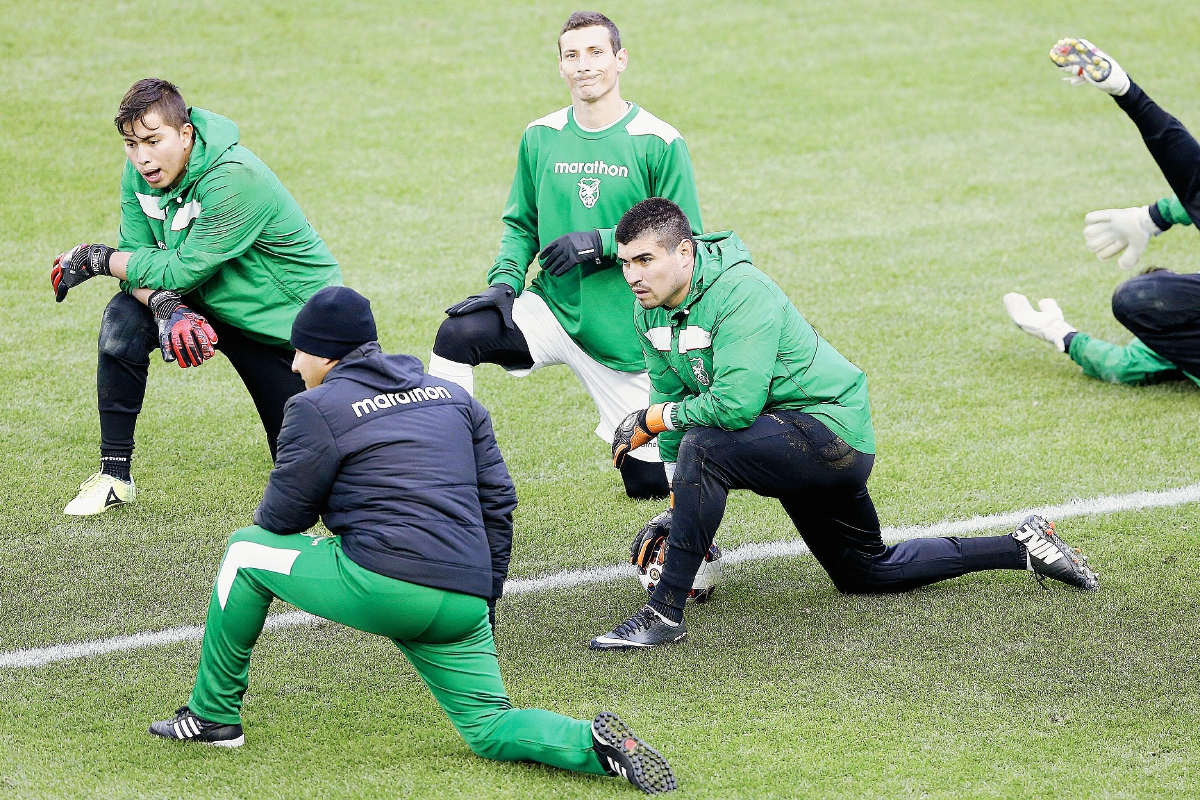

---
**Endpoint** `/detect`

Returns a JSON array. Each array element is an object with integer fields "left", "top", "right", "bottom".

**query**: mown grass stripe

[{"left": 5, "top": 483, "right": 1199, "bottom": 669}]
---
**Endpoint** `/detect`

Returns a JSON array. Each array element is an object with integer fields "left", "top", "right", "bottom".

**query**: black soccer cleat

[
  {"left": 149, "top": 706, "right": 245, "bottom": 747},
  {"left": 592, "top": 711, "right": 676, "bottom": 794},
  {"left": 1011, "top": 515, "right": 1099, "bottom": 591},
  {"left": 589, "top": 605, "right": 686, "bottom": 651}
]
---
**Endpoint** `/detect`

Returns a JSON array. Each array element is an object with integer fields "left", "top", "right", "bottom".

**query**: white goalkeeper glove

[
  {"left": 1083, "top": 206, "right": 1162, "bottom": 271},
  {"left": 1003, "top": 293, "right": 1077, "bottom": 353}
]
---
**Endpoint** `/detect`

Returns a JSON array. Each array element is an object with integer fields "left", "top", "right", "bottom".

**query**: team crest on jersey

[
  {"left": 689, "top": 357, "right": 711, "bottom": 386},
  {"left": 578, "top": 177, "right": 601, "bottom": 208}
]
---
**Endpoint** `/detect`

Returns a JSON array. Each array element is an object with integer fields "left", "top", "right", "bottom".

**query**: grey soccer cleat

[
  {"left": 592, "top": 711, "right": 676, "bottom": 794},
  {"left": 1049, "top": 37, "right": 1130, "bottom": 95},
  {"left": 1012, "top": 515, "right": 1099, "bottom": 590},
  {"left": 149, "top": 706, "right": 244, "bottom": 747},
  {"left": 589, "top": 606, "right": 686, "bottom": 650}
]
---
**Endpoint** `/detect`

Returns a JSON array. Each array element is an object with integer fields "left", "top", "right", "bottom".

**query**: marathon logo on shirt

[
  {"left": 351, "top": 386, "right": 453, "bottom": 418},
  {"left": 554, "top": 160, "right": 629, "bottom": 177}
]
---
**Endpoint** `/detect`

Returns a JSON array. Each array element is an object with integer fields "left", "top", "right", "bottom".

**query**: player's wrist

[{"left": 1146, "top": 203, "right": 1171, "bottom": 234}]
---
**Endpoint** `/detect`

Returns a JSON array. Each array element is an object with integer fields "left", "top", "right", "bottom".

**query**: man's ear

[
  {"left": 677, "top": 237, "right": 694, "bottom": 262},
  {"left": 181, "top": 123, "right": 194, "bottom": 148}
]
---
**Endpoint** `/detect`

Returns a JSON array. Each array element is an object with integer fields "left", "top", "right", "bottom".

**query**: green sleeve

[
  {"left": 487, "top": 131, "right": 538, "bottom": 294},
  {"left": 598, "top": 137, "right": 703, "bottom": 259},
  {"left": 643, "top": 336, "right": 691, "bottom": 464},
  {"left": 117, "top": 170, "right": 158, "bottom": 252},
  {"left": 675, "top": 280, "right": 779, "bottom": 431},
  {"left": 651, "top": 138, "right": 703, "bottom": 235},
  {"left": 1067, "top": 333, "right": 1180, "bottom": 385},
  {"left": 1156, "top": 196, "right": 1193, "bottom": 227},
  {"left": 123, "top": 166, "right": 275, "bottom": 293}
]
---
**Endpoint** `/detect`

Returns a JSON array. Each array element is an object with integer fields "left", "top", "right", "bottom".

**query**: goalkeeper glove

[
  {"left": 1083, "top": 206, "right": 1162, "bottom": 271},
  {"left": 1003, "top": 293, "right": 1076, "bottom": 352},
  {"left": 631, "top": 504, "right": 671, "bottom": 570},
  {"left": 612, "top": 404, "right": 671, "bottom": 469},
  {"left": 1049, "top": 38, "right": 1130, "bottom": 96},
  {"left": 148, "top": 289, "right": 219, "bottom": 367},
  {"left": 51, "top": 243, "right": 115, "bottom": 302},
  {"left": 538, "top": 230, "right": 604, "bottom": 277},
  {"left": 445, "top": 284, "right": 516, "bottom": 329}
]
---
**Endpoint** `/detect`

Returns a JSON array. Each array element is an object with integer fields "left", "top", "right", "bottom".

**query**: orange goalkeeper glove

[{"left": 612, "top": 403, "right": 672, "bottom": 469}]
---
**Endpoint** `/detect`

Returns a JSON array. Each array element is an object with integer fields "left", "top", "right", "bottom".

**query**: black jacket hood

[{"left": 325, "top": 342, "right": 425, "bottom": 392}]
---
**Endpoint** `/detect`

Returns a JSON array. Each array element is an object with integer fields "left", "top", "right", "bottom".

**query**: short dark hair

[
  {"left": 616, "top": 198, "right": 694, "bottom": 254},
  {"left": 559, "top": 11, "right": 621, "bottom": 54},
  {"left": 114, "top": 78, "right": 190, "bottom": 136}
]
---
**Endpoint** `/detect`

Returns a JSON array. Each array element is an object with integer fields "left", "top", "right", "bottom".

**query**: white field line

[{"left": 4, "top": 483, "right": 1200, "bottom": 669}]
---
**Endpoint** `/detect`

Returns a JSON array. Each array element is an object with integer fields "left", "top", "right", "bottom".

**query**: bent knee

[
  {"left": 1111, "top": 273, "right": 1165, "bottom": 330},
  {"left": 98, "top": 293, "right": 157, "bottom": 361},
  {"left": 432, "top": 312, "right": 500, "bottom": 364}
]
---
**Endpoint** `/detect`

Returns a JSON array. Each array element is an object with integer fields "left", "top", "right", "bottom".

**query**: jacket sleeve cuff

[
  {"left": 1149, "top": 201, "right": 1172, "bottom": 232},
  {"left": 492, "top": 576, "right": 506, "bottom": 599},
  {"left": 489, "top": 273, "right": 524, "bottom": 295}
]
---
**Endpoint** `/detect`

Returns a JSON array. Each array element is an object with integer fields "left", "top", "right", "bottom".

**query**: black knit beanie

[{"left": 290, "top": 286, "right": 377, "bottom": 359}]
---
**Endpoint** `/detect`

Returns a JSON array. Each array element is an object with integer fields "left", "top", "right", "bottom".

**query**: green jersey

[
  {"left": 119, "top": 108, "right": 342, "bottom": 347},
  {"left": 636, "top": 232, "right": 875, "bottom": 462},
  {"left": 1068, "top": 333, "right": 1199, "bottom": 386},
  {"left": 1156, "top": 195, "right": 1194, "bottom": 228},
  {"left": 487, "top": 103, "right": 702, "bottom": 372}
]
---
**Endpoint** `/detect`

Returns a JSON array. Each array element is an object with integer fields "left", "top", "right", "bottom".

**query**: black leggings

[
  {"left": 97, "top": 292, "right": 304, "bottom": 463},
  {"left": 651, "top": 411, "right": 1025, "bottom": 609},
  {"left": 433, "top": 306, "right": 669, "bottom": 500},
  {"left": 1106, "top": 84, "right": 1200, "bottom": 375}
]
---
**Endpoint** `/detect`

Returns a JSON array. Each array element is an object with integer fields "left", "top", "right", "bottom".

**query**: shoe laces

[{"left": 612, "top": 607, "right": 657, "bottom": 638}]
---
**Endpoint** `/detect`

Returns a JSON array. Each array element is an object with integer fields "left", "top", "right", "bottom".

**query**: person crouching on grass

[{"left": 148, "top": 286, "right": 677, "bottom": 796}]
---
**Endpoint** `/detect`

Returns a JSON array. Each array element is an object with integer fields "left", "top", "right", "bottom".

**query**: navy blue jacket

[{"left": 254, "top": 342, "right": 516, "bottom": 600}]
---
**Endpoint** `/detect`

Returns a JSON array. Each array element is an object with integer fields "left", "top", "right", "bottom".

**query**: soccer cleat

[
  {"left": 592, "top": 711, "right": 676, "bottom": 794},
  {"left": 1049, "top": 38, "right": 1130, "bottom": 96},
  {"left": 149, "top": 706, "right": 244, "bottom": 747},
  {"left": 1011, "top": 515, "right": 1099, "bottom": 591},
  {"left": 589, "top": 605, "right": 686, "bottom": 651},
  {"left": 63, "top": 471, "right": 135, "bottom": 516}
]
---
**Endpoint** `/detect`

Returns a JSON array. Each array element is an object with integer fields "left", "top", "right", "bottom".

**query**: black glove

[
  {"left": 51, "top": 243, "right": 115, "bottom": 302},
  {"left": 538, "top": 230, "right": 603, "bottom": 277},
  {"left": 631, "top": 506, "right": 671, "bottom": 570},
  {"left": 445, "top": 284, "right": 516, "bottom": 329},
  {"left": 487, "top": 598, "right": 498, "bottom": 635}
]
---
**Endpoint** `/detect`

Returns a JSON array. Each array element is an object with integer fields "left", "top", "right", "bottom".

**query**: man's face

[
  {"left": 558, "top": 26, "right": 627, "bottom": 103},
  {"left": 292, "top": 349, "right": 338, "bottom": 390},
  {"left": 619, "top": 235, "right": 695, "bottom": 310},
  {"left": 121, "top": 112, "right": 193, "bottom": 190}
]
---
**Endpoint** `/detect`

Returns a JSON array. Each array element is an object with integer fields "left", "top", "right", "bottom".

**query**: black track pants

[
  {"left": 1106, "top": 83, "right": 1200, "bottom": 375},
  {"left": 96, "top": 292, "right": 305, "bottom": 462},
  {"left": 651, "top": 411, "right": 1026, "bottom": 609}
]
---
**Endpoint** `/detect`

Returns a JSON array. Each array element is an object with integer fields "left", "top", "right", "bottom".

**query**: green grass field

[{"left": 2, "top": 0, "right": 1199, "bottom": 796}]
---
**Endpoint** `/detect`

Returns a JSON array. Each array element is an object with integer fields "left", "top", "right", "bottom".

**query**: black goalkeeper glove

[
  {"left": 631, "top": 505, "right": 671, "bottom": 570},
  {"left": 51, "top": 243, "right": 115, "bottom": 302},
  {"left": 538, "top": 230, "right": 603, "bottom": 277},
  {"left": 488, "top": 598, "right": 498, "bottom": 635},
  {"left": 445, "top": 284, "right": 516, "bottom": 329}
]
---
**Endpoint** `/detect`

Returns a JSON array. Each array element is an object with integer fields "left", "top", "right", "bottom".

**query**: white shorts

[{"left": 509, "top": 291, "right": 660, "bottom": 464}]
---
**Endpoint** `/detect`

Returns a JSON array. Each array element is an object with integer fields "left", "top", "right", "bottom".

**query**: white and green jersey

[{"left": 487, "top": 103, "right": 702, "bottom": 372}]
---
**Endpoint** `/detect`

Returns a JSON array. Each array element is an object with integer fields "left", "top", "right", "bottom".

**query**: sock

[
  {"left": 646, "top": 598, "right": 683, "bottom": 625},
  {"left": 960, "top": 534, "right": 1026, "bottom": 572},
  {"left": 428, "top": 353, "right": 474, "bottom": 396},
  {"left": 100, "top": 454, "right": 132, "bottom": 483}
]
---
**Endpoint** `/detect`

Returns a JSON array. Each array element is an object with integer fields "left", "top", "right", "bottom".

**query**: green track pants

[{"left": 188, "top": 525, "right": 606, "bottom": 775}]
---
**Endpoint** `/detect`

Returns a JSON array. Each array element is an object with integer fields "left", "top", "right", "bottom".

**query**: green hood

[
  {"left": 679, "top": 231, "right": 755, "bottom": 310},
  {"left": 136, "top": 108, "right": 241, "bottom": 208}
]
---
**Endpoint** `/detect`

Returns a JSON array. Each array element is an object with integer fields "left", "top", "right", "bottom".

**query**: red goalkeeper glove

[
  {"left": 148, "top": 290, "right": 219, "bottom": 368},
  {"left": 51, "top": 243, "right": 115, "bottom": 302},
  {"left": 612, "top": 403, "right": 671, "bottom": 469}
]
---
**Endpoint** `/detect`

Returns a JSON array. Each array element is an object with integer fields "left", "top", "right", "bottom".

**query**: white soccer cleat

[
  {"left": 1083, "top": 206, "right": 1162, "bottom": 271},
  {"left": 1003, "top": 293, "right": 1077, "bottom": 353},
  {"left": 1049, "top": 38, "right": 1130, "bottom": 96},
  {"left": 63, "top": 471, "right": 136, "bottom": 516}
]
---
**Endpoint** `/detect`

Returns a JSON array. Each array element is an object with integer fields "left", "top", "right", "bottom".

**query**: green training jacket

[
  {"left": 118, "top": 108, "right": 342, "bottom": 347},
  {"left": 635, "top": 231, "right": 875, "bottom": 462}
]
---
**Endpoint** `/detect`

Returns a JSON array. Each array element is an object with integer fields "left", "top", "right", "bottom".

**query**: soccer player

[
  {"left": 148, "top": 287, "right": 677, "bottom": 795},
  {"left": 1005, "top": 39, "right": 1200, "bottom": 387},
  {"left": 51, "top": 78, "right": 341, "bottom": 516},
  {"left": 589, "top": 199, "right": 1100, "bottom": 650},
  {"left": 430, "top": 11, "right": 702, "bottom": 500}
]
